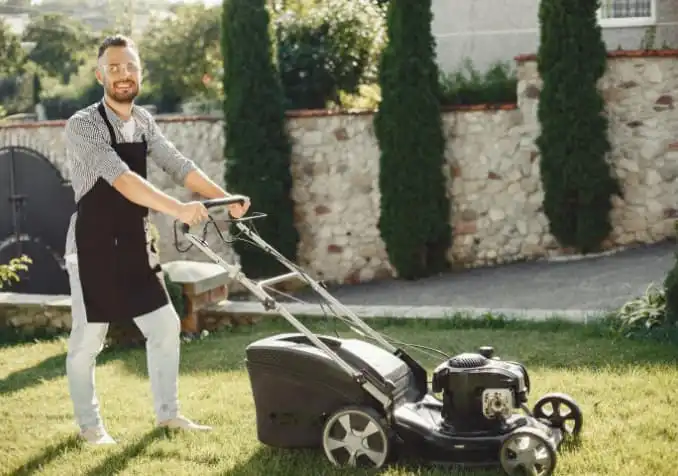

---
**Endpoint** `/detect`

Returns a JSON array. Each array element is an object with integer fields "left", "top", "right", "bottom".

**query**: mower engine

[{"left": 431, "top": 346, "right": 530, "bottom": 433}]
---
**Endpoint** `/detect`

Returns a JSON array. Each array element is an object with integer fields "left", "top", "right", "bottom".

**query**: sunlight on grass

[{"left": 1, "top": 317, "right": 676, "bottom": 476}]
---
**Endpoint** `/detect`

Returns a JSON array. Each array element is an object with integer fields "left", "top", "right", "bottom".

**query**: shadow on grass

[
  {"left": 221, "top": 445, "right": 503, "bottom": 476},
  {"left": 80, "top": 428, "right": 166, "bottom": 476},
  {"left": 0, "top": 328, "right": 67, "bottom": 350},
  {"left": 6, "top": 428, "right": 199, "bottom": 476},
  {"left": 105, "top": 315, "right": 678, "bottom": 380},
  {"left": 10, "top": 435, "right": 81, "bottom": 476},
  {"left": 0, "top": 350, "right": 132, "bottom": 398},
  {"left": 0, "top": 352, "right": 67, "bottom": 397},
  {"left": 4, "top": 316, "right": 675, "bottom": 398}
]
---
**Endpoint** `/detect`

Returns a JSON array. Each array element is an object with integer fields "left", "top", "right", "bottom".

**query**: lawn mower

[{"left": 177, "top": 196, "right": 584, "bottom": 476}]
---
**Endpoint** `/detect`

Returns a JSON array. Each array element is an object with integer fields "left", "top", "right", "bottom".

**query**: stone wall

[
  {"left": 449, "top": 50, "right": 678, "bottom": 267},
  {"left": 0, "top": 294, "right": 71, "bottom": 337},
  {"left": 1, "top": 49, "right": 677, "bottom": 287}
]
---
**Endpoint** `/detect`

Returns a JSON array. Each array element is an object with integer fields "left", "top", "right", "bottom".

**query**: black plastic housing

[{"left": 245, "top": 333, "right": 418, "bottom": 448}]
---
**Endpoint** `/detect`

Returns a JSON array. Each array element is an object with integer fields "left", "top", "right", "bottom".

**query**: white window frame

[{"left": 597, "top": 0, "right": 657, "bottom": 28}]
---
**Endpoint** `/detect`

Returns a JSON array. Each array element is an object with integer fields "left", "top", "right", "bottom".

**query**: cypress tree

[
  {"left": 536, "top": 0, "right": 620, "bottom": 252},
  {"left": 221, "top": 0, "right": 299, "bottom": 277},
  {"left": 664, "top": 247, "right": 678, "bottom": 325},
  {"left": 373, "top": 0, "right": 451, "bottom": 279}
]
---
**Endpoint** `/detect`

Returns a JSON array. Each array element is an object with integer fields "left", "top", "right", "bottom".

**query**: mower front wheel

[{"left": 321, "top": 405, "right": 393, "bottom": 469}]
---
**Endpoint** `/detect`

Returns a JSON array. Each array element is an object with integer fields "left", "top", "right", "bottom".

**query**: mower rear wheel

[
  {"left": 499, "top": 427, "right": 557, "bottom": 476},
  {"left": 532, "top": 392, "right": 583, "bottom": 439},
  {"left": 321, "top": 405, "right": 392, "bottom": 469}
]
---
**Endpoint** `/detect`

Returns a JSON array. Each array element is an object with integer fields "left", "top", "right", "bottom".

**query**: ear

[{"left": 95, "top": 67, "right": 104, "bottom": 86}]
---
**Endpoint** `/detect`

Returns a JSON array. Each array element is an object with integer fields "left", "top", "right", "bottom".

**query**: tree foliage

[
  {"left": 22, "top": 13, "right": 94, "bottom": 83},
  {"left": 139, "top": 4, "right": 223, "bottom": 111},
  {"left": 536, "top": 0, "right": 620, "bottom": 252},
  {"left": 0, "top": 18, "right": 25, "bottom": 78},
  {"left": 274, "top": 0, "right": 385, "bottom": 109},
  {"left": 0, "top": 1, "right": 228, "bottom": 117},
  {"left": 221, "top": 0, "right": 298, "bottom": 278},
  {"left": 0, "top": 0, "right": 32, "bottom": 14},
  {"left": 373, "top": 0, "right": 450, "bottom": 279}
]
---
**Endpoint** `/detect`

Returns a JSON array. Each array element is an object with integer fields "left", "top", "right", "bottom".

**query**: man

[{"left": 63, "top": 34, "right": 249, "bottom": 445}]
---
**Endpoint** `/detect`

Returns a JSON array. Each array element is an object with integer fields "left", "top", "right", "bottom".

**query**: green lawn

[{"left": 0, "top": 316, "right": 676, "bottom": 476}]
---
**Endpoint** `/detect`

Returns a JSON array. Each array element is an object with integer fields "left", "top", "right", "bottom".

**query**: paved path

[
  {"left": 265, "top": 241, "right": 676, "bottom": 313},
  {"left": 2, "top": 241, "right": 674, "bottom": 324}
]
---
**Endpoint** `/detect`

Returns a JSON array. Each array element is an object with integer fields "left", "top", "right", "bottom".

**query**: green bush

[
  {"left": 40, "top": 80, "right": 166, "bottom": 120},
  {"left": 36, "top": 58, "right": 99, "bottom": 119},
  {"left": 536, "top": 0, "right": 620, "bottom": 253},
  {"left": 439, "top": 59, "right": 517, "bottom": 106},
  {"left": 663, "top": 250, "right": 678, "bottom": 326},
  {"left": 222, "top": 0, "right": 299, "bottom": 278},
  {"left": 36, "top": 57, "right": 168, "bottom": 119},
  {"left": 40, "top": 79, "right": 101, "bottom": 120},
  {"left": 274, "top": 0, "right": 385, "bottom": 110},
  {"left": 373, "top": 0, "right": 450, "bottom": 279},
  {"left": 613, "top": 231, "right": 678, "bottom": 343},
  {"left": 612, "top": 282, "right": 678, "bottom": 345},
  {"left": 616, "top": 283, "right": 667, "bottom": 331},
  {"left": 0, "top": 63, "right": 43, "bottom": 117},
  {"left": 0, "top": 255, "right": 31, "bottom": 289},
  {"left": 164, "top": 271, "right": 187, "bottom": 319}
]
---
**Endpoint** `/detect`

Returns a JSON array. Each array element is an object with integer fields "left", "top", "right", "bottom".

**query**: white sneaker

[
  {"left": 157, "top": 415, "right": 212, "bottom": 431},
  {"left": 79, "top": 427, "right": 116, "bottom": 445}
]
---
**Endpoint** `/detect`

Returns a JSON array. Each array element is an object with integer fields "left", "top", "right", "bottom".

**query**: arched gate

[{"left": 0, "top": 146, "right": 75, "bottom": 295}]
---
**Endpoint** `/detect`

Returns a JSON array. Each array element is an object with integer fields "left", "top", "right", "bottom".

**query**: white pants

[{"left": 65, "top": 260, "right": 181, "bottom": 430}]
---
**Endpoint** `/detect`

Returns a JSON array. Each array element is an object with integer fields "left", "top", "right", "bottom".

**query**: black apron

[{"left": 74, "top": 102, "right": 169, "bottom": 323}]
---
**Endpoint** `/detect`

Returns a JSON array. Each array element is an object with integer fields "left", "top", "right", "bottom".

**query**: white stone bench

[{"left": 161, "top": 260, "right": 230, "bottom": 334}]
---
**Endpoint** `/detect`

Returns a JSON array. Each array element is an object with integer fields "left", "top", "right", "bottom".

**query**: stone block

[{"left": 162, "top": 260, "right": 231, "bottom": 334}]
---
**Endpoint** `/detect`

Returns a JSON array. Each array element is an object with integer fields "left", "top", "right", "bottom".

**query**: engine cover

[{"left": 431, "top": 349, "right": 529, "bottom": 433}]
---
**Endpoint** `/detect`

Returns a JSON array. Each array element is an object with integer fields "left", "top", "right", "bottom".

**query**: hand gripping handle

[{"left": 180, "top": 195, "right": 248, "bottom": 234}]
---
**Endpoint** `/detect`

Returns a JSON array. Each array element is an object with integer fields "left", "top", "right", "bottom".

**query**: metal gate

[{"left": 0, "top": 146, "right": 75, "bottom": 295}]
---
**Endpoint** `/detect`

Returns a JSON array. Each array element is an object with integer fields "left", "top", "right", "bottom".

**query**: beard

[{"left": 106, "top": 79, "right": 139, "bottom": 103}]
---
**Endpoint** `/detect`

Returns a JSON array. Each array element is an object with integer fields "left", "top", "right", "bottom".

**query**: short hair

[{"left": 98, "top": 35, "right": 137, "bottom": 59}]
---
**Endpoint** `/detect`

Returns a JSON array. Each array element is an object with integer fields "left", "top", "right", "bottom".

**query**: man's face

[{"left": 96, "top": 46, "right": 142, "bottom": 103}]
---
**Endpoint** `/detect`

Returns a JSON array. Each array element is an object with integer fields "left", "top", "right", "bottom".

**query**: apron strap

[{"left": 97, "top": 102, "right": 118, "bottom": 147}]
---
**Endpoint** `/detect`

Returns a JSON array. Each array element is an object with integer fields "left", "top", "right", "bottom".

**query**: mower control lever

[{"left": 180, "top": 195, "right": 249, "bottom": 234}]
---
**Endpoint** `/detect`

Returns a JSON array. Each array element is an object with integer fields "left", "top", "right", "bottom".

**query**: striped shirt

[{"left": 63, "top": 98, "right": 197, "bottom": 261}]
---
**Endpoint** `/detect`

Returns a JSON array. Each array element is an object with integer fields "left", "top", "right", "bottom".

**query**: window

[{"left": 598, "top": 0, "right": 656, "bottom": 27}]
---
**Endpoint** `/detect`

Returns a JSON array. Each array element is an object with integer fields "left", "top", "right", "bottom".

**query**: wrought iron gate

[{"left": 0, "top": 146, "right": 75, "bottom": 295}]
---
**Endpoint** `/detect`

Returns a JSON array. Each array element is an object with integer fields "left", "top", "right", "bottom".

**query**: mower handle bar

[
  {"left": 175, "top": 193, "right": 403, "bottom": 407},
  {"left": 180, "top": 195, "right": 249, "bottom": 234}
]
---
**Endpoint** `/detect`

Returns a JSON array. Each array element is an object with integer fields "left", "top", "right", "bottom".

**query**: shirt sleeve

[
  {"left": 146, "top": 114, "right": 198, "bottom": 185},
  {"left": 64, "top": 112, "right": 130, "bottom": 185}
]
